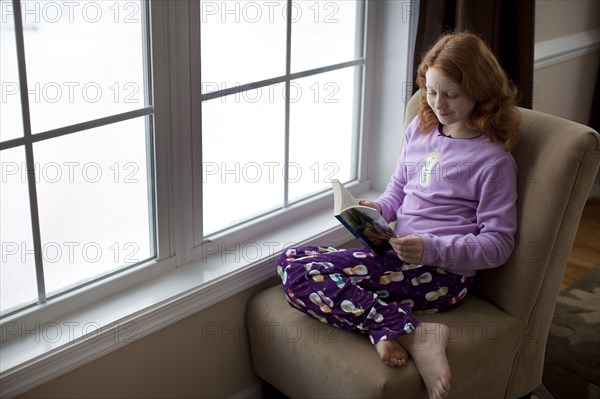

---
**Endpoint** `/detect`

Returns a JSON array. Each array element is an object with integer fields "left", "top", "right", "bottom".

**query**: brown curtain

[{"left": 413, "top": 0, "right": 536, "bottom": 108}]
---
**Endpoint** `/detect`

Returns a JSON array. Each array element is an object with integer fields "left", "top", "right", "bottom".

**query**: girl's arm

[{"left": 357, "top": 199, "right": 381, "bottom": 213}]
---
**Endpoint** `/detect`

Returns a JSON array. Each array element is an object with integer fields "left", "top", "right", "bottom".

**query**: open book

[{"left": 332, "top": 179, "right": 396, "bottom": 254}]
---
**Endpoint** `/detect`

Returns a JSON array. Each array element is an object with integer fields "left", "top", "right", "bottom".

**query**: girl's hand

[
  {"left": 390, "top": 235, "right": 424, "bottom": 264},
  {"left": 357, "top": 199, "right": 381, "bottom": 213}
]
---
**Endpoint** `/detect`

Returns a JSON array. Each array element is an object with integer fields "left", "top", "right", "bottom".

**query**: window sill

[{"left": 0, "top": 188, "right": 380, "bottom": 398}]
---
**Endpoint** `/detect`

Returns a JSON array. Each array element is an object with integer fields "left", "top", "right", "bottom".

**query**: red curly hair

[{"left": 416, "top": 31, "right": 520, "bottom": 151}]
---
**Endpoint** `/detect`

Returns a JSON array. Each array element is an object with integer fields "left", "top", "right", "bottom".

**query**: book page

[{"left": 332, "top": 179, "right": 358, "bottom": 214}]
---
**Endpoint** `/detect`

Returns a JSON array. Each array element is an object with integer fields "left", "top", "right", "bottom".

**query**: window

[
  {"left": 0, "top": 2, "right": 419, "bottom": 395},
  {"left": 199, "top": 0, "right": 366, "bottom": 237},
  {"left": 0, "top": 0, "right": 156, "bottom": 317},
  {"left": 0, "top": 0, "right": 367, "bottom": 321}
]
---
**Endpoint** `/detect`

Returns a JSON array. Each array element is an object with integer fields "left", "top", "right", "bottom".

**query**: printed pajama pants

[{"left": 277, "top": 245, "right": 474, "bottom": 345}]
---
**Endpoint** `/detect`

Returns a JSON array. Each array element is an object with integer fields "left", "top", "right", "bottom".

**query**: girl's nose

[{"left": 435, "top": 95, "right": 447, "bottom": 110}]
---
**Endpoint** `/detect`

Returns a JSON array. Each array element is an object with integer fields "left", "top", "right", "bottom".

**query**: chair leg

[
  {"left": 262, "top": 381, "right": 289, "bottom": 399},
  {"left": 517, "top": 392, "right": 532, "bottom": 399}
]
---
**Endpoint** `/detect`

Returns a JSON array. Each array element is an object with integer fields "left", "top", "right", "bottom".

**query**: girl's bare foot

[
  {"left": 397, "top": 323, "right": 451, "bottom": 399},
  {"left": 374, "top": 339, "right": 408, "bottom": 367}
]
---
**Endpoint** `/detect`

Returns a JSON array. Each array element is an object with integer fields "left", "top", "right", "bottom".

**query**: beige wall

[
  {"left": 533, "top": 0, "right": 600, "bottom": 125},
  {"left": 533, "top": 0, "right": 600, "bottom": 195},
  {"left": 535, "top": 0, "right": 600, "bottom": 41},
  {"left": 533, "top": 52, "right": 599, "bottom": 125},
  {"left": 20, "top": 278, "right": 277, "bottom": 399},
  {"left": 17, "top": 2, "right": 600, "bottom": 399}
]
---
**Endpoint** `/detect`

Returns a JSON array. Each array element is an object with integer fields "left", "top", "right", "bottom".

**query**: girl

[{"left": 277, "top": 31, "right": 519, "bottom": 399}]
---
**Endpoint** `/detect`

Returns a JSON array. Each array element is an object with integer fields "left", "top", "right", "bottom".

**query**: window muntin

[
  {"left": 1, "top": 0, "right": 368, "bottom": 318},
  {"left": 199, "top": 0, "right": 365, "bottom": 237},
  {"left": 0, "top": 147, "right": 37, "bottom": 313},
  {"left": 290, "top": 0, "right": 359, "bottom": 73},
  {"left": 33, "top": 118, "right": 153, "bottom": 297},
  {"left": 200, "top": 0, "right": 287, "bottom": 89},
  {"left": 0, "top": 0, "right": 155, "bottom": 318},
  {"left": 0, "top": 12, "right": 23, "bottom": 142},
  {"left": 287, "top": 67, "right": 359, "bottom": 203},
  {"left": 20, "top": 0, "right": 147, "bottom": 133},
  {"left": 201, "top": 90, "right": 286, "bottom": 235}
]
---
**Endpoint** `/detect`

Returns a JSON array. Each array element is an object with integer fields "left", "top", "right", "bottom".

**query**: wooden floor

[{"left": 561, "top": 197, "right": 600, "bottom": 291}]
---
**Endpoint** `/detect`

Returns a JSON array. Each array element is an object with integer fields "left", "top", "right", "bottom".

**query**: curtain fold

[{"left": 413, "top": 0, "right": 535, "bottom": 108}]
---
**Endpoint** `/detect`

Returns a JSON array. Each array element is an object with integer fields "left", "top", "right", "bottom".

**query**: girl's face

[{"left": 425, "top": 67, "right": 476, "bottom": 136}]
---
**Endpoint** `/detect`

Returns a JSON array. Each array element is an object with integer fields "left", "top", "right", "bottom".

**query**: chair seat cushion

[{"left": 246, "top": 284, "right": 525, "bottom": 399}]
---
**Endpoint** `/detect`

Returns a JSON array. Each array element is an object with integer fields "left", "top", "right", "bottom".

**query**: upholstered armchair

[{"left": 246, "top": 91, "right": 600, "bottom": 398}]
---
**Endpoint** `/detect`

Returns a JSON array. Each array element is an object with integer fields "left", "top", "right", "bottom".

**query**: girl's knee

[
  {"left": 278, "top": 246, "right": 315, "bottom": 264},
  {"left": 277, "top": 262, "right": 306, "bottom": 292}
]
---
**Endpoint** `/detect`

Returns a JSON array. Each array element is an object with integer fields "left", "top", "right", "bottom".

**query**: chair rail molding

[{"left": 534, "top": 28, "right": 600, "bottom": 70}]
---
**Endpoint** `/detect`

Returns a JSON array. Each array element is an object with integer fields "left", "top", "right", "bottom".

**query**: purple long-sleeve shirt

[{"left": 375, "top": 117, "right": 517, "bottom": 277}]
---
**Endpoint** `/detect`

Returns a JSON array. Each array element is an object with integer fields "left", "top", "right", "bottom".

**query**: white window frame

[
  {"left": 0, "top": 0, "right": 175, "bottom": 318},
  {"left": 190, "top": 0, "right": 370, "bottom": 259},
  {"left": 0, "top": 1, "right": 415, "bottom": 397}
]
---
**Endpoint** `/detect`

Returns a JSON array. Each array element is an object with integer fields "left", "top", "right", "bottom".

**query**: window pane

[
  {"left": 0, "top": 2, "right": 24, "bottom": 142},
  {"left": 288, "top": 67, "right": 358, "bottom": 202},
  {"left": 33, "top": 118, "right": 154, "bottom": 297},
  {"left": 202, "top": 89, "right": 285, "bottom": 236},
  {"left": 0, "top": 147, "right": 38, "bottom": 316},
  {"left": 21, "top": 0, "right": 147, "bottom": 133},
  {"left": 200, "top": 0, "right": 286, "bottom": 90},
  {"left": 291, "top": 1, "right": 359, "bottom": 73}
]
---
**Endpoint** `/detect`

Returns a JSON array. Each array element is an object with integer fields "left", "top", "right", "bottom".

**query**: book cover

[{"left": 332, "top": 180, "right": 396, "bottom": 254}]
